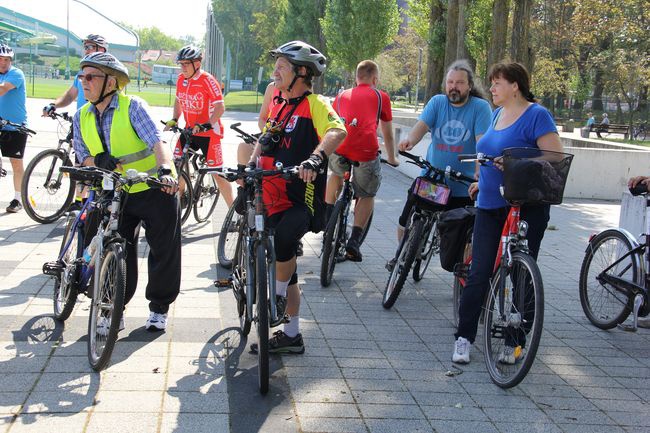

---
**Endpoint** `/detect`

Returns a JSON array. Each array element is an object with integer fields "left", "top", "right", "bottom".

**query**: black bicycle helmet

[
  {"left": 82, "top": 34, "right": 109, "bottom": 50},
  {"left": 176, "top": 45, "right": 202, "bottom": 62},
  {"left": 80, "top": 52, "right": 130, "bottom": 89},
  {"left": 0, "top": 44, "right": 15, "bottom": 59},
  {"left": 270, "top": 41, "right": 326, "bottom": 76}
]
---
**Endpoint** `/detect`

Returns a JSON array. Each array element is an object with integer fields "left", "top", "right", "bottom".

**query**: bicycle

[
  {"left": 165, "top": 122, "right": 220, "bottom": 225},
  {"left": 455, "top": 147, "right": 573, "bottom": 388},
  {"left": 204, "top": 163, "right": 299, "bottom": 395},
  {"left": 579, "top": 183, "right": 650, "bottom": 332},
  {"left": 21, "top": 112, "right": 76, "bottom": 224},
  {"left": 43, "top": 166, "right": 165, "bottom": 371},
  {"left": 0, "top": 117, "right": 36, "bottom": 184},
  {"left": 320, "top": 154, "right": 378, "bottom": 287},
  {"left": 632, "top": 122, "right": 647, "bottom": 142},
  {"left": 217, "top": 122, "right": 259, "bottom": 269},
  {"left": 382, "top": 150, "right": 474, "bottom": 309}
]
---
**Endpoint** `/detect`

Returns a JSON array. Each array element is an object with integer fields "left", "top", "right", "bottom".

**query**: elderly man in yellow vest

[{"left": 72, "top": 52, "right": 181, "bottom": 332}]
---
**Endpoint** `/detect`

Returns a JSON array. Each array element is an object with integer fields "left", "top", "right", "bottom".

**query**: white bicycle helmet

[
  {"left": 83, "top": 34, "right": 109, "bottom": 50},
  {"left": 176, "top": 45, "right": 202, "bottom": 62},
  {"left": 80, "top": 52, "right": 130, "bottom": 89},
  {"left": 270, "top": 41, "right": 326, "bottom": 76},
  {"left": 0, "top": 44, "right": 15, "bottom": 59}
]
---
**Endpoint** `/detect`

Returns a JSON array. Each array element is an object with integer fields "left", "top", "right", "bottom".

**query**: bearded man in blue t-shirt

[{"left": 394, "top": 60, "right": 492, "bottom": 241}]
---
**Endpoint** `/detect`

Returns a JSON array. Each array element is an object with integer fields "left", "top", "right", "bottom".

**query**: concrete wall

[{"left": 388, "top": 121, "right": 650, "bottom": 201}]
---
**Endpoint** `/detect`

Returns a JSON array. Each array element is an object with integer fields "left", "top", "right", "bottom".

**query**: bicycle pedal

[
  {"left": 270, "top": 314, "right": 290, "bottom": 328},
  {"left": 453, "top": 263, "right": 469, "bottom": 279},
  {"left": 214, "top": 278, "right": 232, "bottom": 288},
  {"left": 42, "top": 261, "right": 64, "bottom": 276}
]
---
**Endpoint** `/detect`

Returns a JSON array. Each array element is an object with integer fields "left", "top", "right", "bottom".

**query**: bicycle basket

[
  {"left": 502, "top": 147, "right": 574, "bottom": 205},
  {"left": 411, "top": 176, "right": 450, "bottom": 206}
]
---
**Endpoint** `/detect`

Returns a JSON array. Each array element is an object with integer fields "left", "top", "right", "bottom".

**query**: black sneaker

[
  {"left": 345, "top": 238, "right": 362, "bottom": 262},
  {"left": 250, "top": 330, "right": 305, "bottom": 354},
  {"left": 6, "top": 199, "right": 22, "bottom": 213},
  {"left": 270, "top": 295, "right": 288, "bottom": 327}
]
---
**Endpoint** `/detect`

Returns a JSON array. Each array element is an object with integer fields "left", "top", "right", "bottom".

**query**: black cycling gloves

[
  {"left": 301, "top": 150, "right": 327, "bottom": 173},
  {"left": 94, "top": 152, "right": 121, "bottom": 171}
]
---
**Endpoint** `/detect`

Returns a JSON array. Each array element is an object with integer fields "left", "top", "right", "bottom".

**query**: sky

[{"left": 1, "top": 0, "right": 211, "bottom": 43}]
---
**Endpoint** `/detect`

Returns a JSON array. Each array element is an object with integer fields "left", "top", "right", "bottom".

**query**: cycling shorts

[
  {"left": 328, "top": 153, "right": 382, "bottom": 198},
  {"left": 266, "top": 203, "right": 310, "bottom": 262},
  {"left": 0, "top": 130, "right": 27, "bottom": 159},
  {"left": 174, "top": 134, "right": 223, "bottom": 168}
]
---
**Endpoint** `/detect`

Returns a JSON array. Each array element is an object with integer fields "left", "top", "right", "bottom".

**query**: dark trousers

[
  {"left": 118, "top": 188, "right": 181, "bottom": 314},
  {"left": 455, "top": 204, "right": 550, "bottom": 343}
]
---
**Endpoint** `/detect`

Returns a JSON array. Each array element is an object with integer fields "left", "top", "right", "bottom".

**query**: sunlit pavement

[{"left": 0, "top": 98, "right": 648, "bottom": 433}]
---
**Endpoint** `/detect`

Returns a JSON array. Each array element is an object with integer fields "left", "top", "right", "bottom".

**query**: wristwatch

[{"left": 157, "top": 164, "right": 172, "bottom": 178}]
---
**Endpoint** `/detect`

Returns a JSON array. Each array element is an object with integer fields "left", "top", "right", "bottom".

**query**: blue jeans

[{"left": 455, "top": 204, "right": 550, "bottom": 343}]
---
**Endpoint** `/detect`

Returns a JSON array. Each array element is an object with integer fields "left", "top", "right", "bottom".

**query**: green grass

[{"left": 25, "top": 78, "right": 263, "bottom": 110}]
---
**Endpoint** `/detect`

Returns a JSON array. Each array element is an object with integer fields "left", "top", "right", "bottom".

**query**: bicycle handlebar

[
  {"left": 0, "top": 118, "right": 36, "bottom": 136},
  {"left": 399, "top": 150, "right": 474, "bottom": 183},
  {"left": 60, "top": 166, "right": 166, "bottom": 189},
  {"left": 48, "top": 111, "right": 72, "bottom": 123},
  {"left": 230, "top": 122, "right": 260, "bottom": 145},
  {"left": 199, "top": 163, "right": 300, "bottom": 182},
  {"left": 457, "top": 153, "right": 495, "bottom": 164}
]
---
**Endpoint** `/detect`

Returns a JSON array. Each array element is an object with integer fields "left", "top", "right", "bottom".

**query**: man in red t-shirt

[
  {"left": 165, "top": 45, "right": 233, "bottom": 207},
  {"left": 327, "top": 60, "right": 398, "bottom": 261}
]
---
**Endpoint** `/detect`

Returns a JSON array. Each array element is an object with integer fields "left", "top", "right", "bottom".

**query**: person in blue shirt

[
  {"left": 43, "top": 35, "right": 108, "bottom": 116},
  {"left": 585, "top": 112, "right": 595, "bottom": 130},
  {"left": 0, "top": 44, "right": 28, "bottom": 213},
  {"left": 395, "top": 60, "right": 492, "bottom": 242},
  {"left": 452, "top": 62, "right": 564, "bottom": 365}
]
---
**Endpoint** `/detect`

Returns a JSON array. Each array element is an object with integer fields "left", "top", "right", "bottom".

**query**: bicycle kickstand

[{"left": 618, "top": 294, "right": 644, "bottom": 332}]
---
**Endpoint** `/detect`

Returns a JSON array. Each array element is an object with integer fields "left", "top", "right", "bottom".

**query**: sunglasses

[
  {"left": 78, "top": 73, "right": 107, "bottom": 82},
  {"left": 83, "top": 44, "right": 99, "bottom": 51}
]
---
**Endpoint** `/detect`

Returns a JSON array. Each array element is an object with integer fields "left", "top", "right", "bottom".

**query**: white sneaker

[
  {"left": 145, "top": 312, "right": 167, "bottom": 331},
  {"left": 452, "top": 337, "right": 471, "bottom": 364},
  {"left": 96, "top": 315, "right": 125, "bottom": 336},
  {"left": 498, "top": 345, "right": 523, "bottom": 365}
]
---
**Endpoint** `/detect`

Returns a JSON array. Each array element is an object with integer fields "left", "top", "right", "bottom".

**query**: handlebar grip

[
  {"left": 398, "top": 150, "right": 419, "bottom": 161},
  {"left": 457, "top": 154, "right": 478, "bottom": 161},
  {"left": 630, "top": 184, "right": 648, "bottom": 196},
  {"left": 230, "top": 122, "right": 241, "bottom": 129}
]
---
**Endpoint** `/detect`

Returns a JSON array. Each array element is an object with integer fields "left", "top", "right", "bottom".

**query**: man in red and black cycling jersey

[
  {"left": 165, "top": 45, "right": 233, "bottom": 207},
  {"left": 327, "top": 60, "right": 398, "bottom": 261},
  {"left": 249, "top": 41, "right": 346, "bottom": 354}
]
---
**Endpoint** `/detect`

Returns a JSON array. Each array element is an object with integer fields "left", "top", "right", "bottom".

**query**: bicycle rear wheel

[
  {"left": 579, "top": 229, "right": 636, "bottom": 329},
  {"left": 382, "top": 217, "right": 424, "bottom": 309},
  {"left": 255, "top": 243, "right": 269, "bottom": 394},
  {"left": 178, "top": 170, "right": 193, "bottom": 225},
  {"left": 484, "top": 251, "right": 543, "bottom": 388},
  {"left": 217, "top": 201, "right": 241, "bottom": 269},
  {"left": 321, "top": 200, "right": 346, "bottom": 287},
  {"left": 193, "top": 172, "right": 220, "bottom": 223},
  {"left": 53, "top": 212, "right": 82, "bottom": 321},
  {"left": 412, "top": 217, "right": 436, "bottom": 281},
  {"left": 453, "top": 228, "right": 473, "bottom": 327},
  {"left": 22, "top": 149, "right": 75, "bottom": 224},
  {"left": 88, "top": 243, "right": 126, "bottom": 371}
]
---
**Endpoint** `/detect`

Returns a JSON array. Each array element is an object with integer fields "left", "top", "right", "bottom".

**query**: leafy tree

[
  {"left": 137, "top": 27, "right": 185, "bottom": 51},
  {"left": 321, "top": 0, "right": 400, "bottom": 75},
  {"left": 249, "top": 0, "right": 288, "bottom": 69}
]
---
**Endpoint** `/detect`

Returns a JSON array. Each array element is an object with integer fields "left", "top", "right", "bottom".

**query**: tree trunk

[
  {"left": 487, "top": 0, "right": 509, "bottom": 79},
  {"left": 312, "top": 0, "right": 327, "bottom": 94},
  {"left": 444, "top": 0, "right": 459, "bottom": 69},
  {"left": 425, "top": 0, "right": 445, "bottom": 99},
  {"left": 456, "top": 0, "right": 468, "bottom": 60},
  {"left": 510, "top": 0, "right": 533, "bottom": 71}
]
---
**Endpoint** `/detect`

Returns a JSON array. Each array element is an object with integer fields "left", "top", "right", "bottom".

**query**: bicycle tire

[
  {"left": 382, "top": 217, "right": 424, "bottom": 309},
  {"left": 234, "top": 225, "right": 251, "bottom": 336},
  {"left": 217, "top": 201, "right": 240, "bottom": 269},
  {"left": 320, "top": 200, "right": 346, "bottom": 287},
  {"left": 412, "top": 216, "right": 436, "bottom": 281},
  {"left": 178, "top": 170, "right": 193, "bottom": 225},
  {"left": 87, "top": 242, "right": 126, "bottom": 371},
  {"left": 22, "top": 149, "right": 75, "bottom": 224},
  {"left": 579, "top": 229, "right": 636, "bottom": 329},
  {"left": 53, "top": 212, "right": 82, "bottom": 321},
  {"left": 453, "top": 227, "right": 473, "bottom": 327},
  {"left": 255, "top": 242, "right": 269, "bottom": 394},
  {"left": 484, "top": 251, "right": 544, "bottom": 388},
  {"left": 193, "top": 172, "right": 220, "bottom": 223}
]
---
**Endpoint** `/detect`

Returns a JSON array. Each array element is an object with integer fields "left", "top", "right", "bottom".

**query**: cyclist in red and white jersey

[{"left": 165, "top": 45, "right": 233, "bottom": 206}]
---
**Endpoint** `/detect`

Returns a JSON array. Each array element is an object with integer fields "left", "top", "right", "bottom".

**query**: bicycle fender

[{"left": 585, "top": 228, "right": 641, "bottom": 253}]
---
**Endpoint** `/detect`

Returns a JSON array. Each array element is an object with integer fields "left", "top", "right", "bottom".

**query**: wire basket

[{"left": 502, "top": 147, "right": 574, "bottom": 205}]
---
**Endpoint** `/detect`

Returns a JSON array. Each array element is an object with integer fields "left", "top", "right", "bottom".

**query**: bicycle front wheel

[
  {"left": 193, "top": 172, "right": 220, "bottom": 223},
  {"left": 22, "top": 149, "right": 75, "bottom": 224},
  {"left": 53, "top": 212, "right": 82, "bottom": 321},
  {"left": 579, "top": 229, "right": 636, "bottom": 329},
  {"left": 217, "top": 201, "right": 241, "bottom": 269},
  {"left": 320, "top": 200, "right": 346, "bottom": 287},
  {"left": 382, "top": 218, "right": 424, "bottom": 309},
  {"left": 484, "top": 251, "right": 544, "bottom": 388},
  {"left": 255, "top": 242, "right": 269, "bottom": 394},
  {"left": 88, "top": 242, "right": 126, "bottom": 371},
  {"left": 412, "top": 217, "right": 436, "bottom": 281},
  {"left": 178, "top": 170, "right": 193, "bottom": 225}
]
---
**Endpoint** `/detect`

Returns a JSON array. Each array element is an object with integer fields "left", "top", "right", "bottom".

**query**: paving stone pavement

[{"left": 0, "top": 98, "right": 648, "bottom": 432}]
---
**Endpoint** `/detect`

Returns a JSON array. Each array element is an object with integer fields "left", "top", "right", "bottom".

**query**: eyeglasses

[
  {"left": 78, "top": 73, "right": 107, "bottom": 82},
  {"left": 83, "top": 44, "right": 99, "bottom": 51}
]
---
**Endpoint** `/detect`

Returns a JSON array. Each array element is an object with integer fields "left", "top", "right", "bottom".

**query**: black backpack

[{"left": 438, "top": 207, "right": 476, "bottom": 272}]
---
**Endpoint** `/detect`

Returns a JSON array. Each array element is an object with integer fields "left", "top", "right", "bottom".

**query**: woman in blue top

[{"left": 452, "top": 62, "right": 564, "bottom": 365}]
